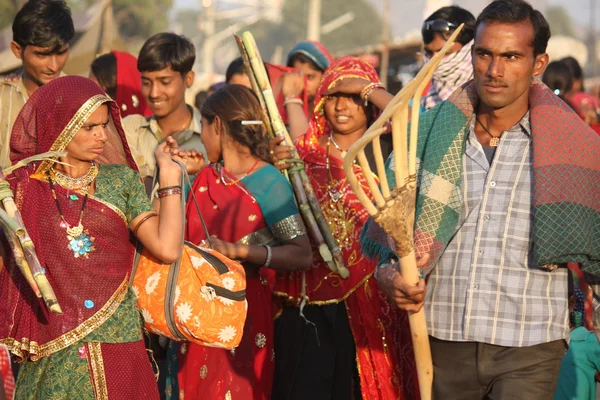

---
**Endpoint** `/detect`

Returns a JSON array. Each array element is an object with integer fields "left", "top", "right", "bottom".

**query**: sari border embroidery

[
  {"left": 89, "top": 195, "right": 128, "bottom": 225},
  {"left": 88, "top": 342, "right": 109, "bottom": 400},
  {"left": 237, "top": 227, "right": 274, "bottom": 246},
  {"left": 36, "top": 94, "right": 111, "bottom": 175},
  {"left": 0, "top": 278, "right": 129, "bottom": 361},
  {"left": 273, "top": 271, "right": 374, "bottom": 305},
  {"left": 271, "top": 214, "right": 306, "bottom": 242}
]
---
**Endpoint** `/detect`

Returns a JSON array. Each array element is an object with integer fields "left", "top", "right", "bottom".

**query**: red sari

[
  {"left": 179, "top": 164, "right": 303, "bottom": 399},
  {"left": 0, "top": 76, "right": 158, "bottom": 399},
  {"left": 274, "top": 57, "right": 419, "bottom": 400}
]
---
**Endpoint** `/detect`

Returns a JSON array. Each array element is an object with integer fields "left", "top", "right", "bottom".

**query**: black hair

[
  {"left": 90, "top": 52, "right": 117, "bottom": 99},
  {"left": 194, "top": 90, "right": 209, "bottom": 110},
  {"left": 137, "top": 32, "right": 195, "bottom": 75},
  {"left": 475, "top": 0, "right": 550, "bottom": 56},
  {"left": 560, "top": 56, "right": 584, "bottom": 90},
  {"left": 225, "top": 57, "right": 247, "bottom": 83},
  {"left": 286, "top": 52, "right": 322, "bottom": 72},
  {"left": 12, "top": 0, "right": 74, "bottom": 53},
  {"left": 201, "top": 84, "right": 270, "bottom": 163},
  {"left": 424, "top": 6, "right": 476, "bottom": 45},
  {"left": 542, "top": 61, "right": 573, "bottom": 101}
]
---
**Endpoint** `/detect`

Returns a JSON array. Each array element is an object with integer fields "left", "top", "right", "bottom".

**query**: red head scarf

[
  {"left": 309, "top": 56, "right": 382, "bottom": 139},
  {"left": 10, "top": 75, "right": 138, "bottom": 172},
  {"left": 113, "top": 51, "right": 152, "bottom": 118}
]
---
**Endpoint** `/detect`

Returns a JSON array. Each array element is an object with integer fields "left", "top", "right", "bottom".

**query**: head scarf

[
  {"left": 287, "top": 41, "right": 334, "bottom": 72},
  {"left": 422, "top": 40, "right": 474, "bottom": 110},
  {"left": 10, "top": 75, "right": 138, "bottom": 173},
  {"left": 113, "top": 51, "right": 152, "bottom": 118},
  {"left": 309, "top": 56, "right": 381, "bottom": 139}
]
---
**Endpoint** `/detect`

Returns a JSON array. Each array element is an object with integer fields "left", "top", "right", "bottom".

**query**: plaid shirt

[{"left": 426, "top": 112, "right": 570, "bottom": 347}]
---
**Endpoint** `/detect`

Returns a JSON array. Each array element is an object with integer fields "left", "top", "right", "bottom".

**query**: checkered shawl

[{"left": 361, "top": 79, "right": 600, "bottom": 276}]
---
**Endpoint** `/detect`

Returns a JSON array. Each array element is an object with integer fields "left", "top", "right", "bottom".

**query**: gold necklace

[
  {"left": 475, "top": 118, "right": 502, "bottom": 147},
  {"left": 326, "top": 137, "right": 344, "bottom": 203},
  {"left": 49, "top": 162, "right": 98, "bottom": 191}
]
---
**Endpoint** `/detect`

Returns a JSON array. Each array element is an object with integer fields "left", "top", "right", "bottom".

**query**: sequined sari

[
  {"left": 178, "top": 163, "right": 305, "bottom": 400},
  {"left": 0, "top": 76, "right": 157, "bottom": 399},
  {"left": 273, "top": 57, "right": 419, "bottom": 400}
]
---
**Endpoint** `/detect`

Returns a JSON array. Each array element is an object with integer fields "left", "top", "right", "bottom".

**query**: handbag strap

[{"left": 130, "top": 161, "right": 212, "bottom": 286}]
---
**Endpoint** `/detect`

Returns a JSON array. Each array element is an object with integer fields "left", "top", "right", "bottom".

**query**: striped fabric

[
  {"left": 425, "top": 115, "right": 569, "bottom": 346},
  {"left": 0, "top": 77, "right": 29, "bottom": 169}
]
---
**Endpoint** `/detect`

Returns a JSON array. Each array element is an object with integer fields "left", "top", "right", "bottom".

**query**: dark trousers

[{"left": 430, "top": 336, "right": 567, "bottom": 400}]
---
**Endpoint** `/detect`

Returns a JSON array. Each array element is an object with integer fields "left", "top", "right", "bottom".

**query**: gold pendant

[
  {"left": 489, "top": 137, "right": 500, "bottom": 147},
  {"left": 340, "top": 150, "right": 347, "bottom": 159},
  {"left": 66, "top": 223, "right": 84, "bottom": 237}
]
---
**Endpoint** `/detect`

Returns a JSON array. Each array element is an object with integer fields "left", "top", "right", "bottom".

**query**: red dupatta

[
  {"left": 113, "top": 51, "right": 152, "bottom": 118},
  {"left": 0, "top": 76, "right": 141, "bottom": 361},
  {"left": 186, "top": 165, "right": 267, "bottom": 245}
]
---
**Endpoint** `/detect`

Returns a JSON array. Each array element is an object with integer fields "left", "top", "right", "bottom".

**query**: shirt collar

[{"left": 143, "top": 104, "right": 202, "bottom": 142}]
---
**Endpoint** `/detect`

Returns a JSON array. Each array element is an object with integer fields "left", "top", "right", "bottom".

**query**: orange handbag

[{"left": 130, "top": 167, "right": 247, "bottom": 349}]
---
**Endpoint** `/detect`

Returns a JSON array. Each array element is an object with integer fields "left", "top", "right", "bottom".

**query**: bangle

[
  {"left": 132, "top": 211, "right": 158, "bottom": 236},
  {"left": 283, "top": 97, "right": 304, "bottom": 107},
  {"left": 262, "top": 245, "right": 272, "bottom": 268},
  {"left": 157, "top": 185, "right": 181, "bottom": 192},
  {"left": 360, "top": 82, "right": 385, "bottom": 106},
  {"left": 155, "top": 187, "right": 182, "bottom": 199}
]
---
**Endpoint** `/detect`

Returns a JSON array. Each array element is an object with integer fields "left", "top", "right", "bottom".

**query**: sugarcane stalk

[
  {"left": 0, "top": 169, "right": 62, "bottom": 314},
  {"left": 237, "top": 32, "right": 349, "bottom": 278},
  {"left": 0, "top": 213, "right": 40, "bottom": 297}
]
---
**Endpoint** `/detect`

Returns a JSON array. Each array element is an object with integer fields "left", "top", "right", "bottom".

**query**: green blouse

[{"left": 94, "top": 164, "right": 155, "bottom": 224}]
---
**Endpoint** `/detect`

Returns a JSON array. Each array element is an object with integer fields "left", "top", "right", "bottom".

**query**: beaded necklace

[{"left": 47, "top": 170, "right": 96, "bottom": 259}]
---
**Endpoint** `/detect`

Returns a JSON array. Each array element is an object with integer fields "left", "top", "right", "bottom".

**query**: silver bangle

[{"left": 262, "top": 245, "right": 272, "bottom": 268}]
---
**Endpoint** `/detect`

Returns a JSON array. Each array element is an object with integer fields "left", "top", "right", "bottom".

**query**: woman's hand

[
  {"left": 323, "top": 77, "right": 372, "bottom": 97},
  {"left": 201, "top": 236, "right": 240, "bottom": 260},
  {"left": 282, "top": 72, "right": 304, "bottom": 99},
  {"left": 268, "top": 136, "right": 294, "bottom": 170}
]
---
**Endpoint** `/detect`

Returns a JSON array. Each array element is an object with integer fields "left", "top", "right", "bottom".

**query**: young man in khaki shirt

[
  {"left": 123, "top": 33, "right": 205, "bottom": 182},
  {"left": 0, "top": 0, "right": 73, "bottom": 169}
]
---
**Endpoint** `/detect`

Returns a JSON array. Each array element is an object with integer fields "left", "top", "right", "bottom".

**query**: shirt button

[
  {"left": 473, "top": 284, "right": 479, "bottom": 290},
  {"left": 489, "top": 181, "right": 496, "bottom": 187},
  {"left": 478, "top": 250, "right": 483, "bottom": 255},
  {"left": 483, "top": 215, "right": 490, "bottom": 221}
]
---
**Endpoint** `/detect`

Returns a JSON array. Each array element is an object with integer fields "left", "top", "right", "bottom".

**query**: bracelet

[
  {"left": 157, "top": 185, "right": 181, "bottom": 192},
  {"left": 360, "top": 82, "right": 385, "bottom": 106},
  {"left": 262, "top": 245, "right": 272, "bottom": 268},
  {"left": 132, "top": 211, "right": 158, "bottom": 236},
  {"left": 283, "top": 97, "right": 304, "bottom": 107},
  {"left": 155, "top": 187, "right": 182, "bottom": 199}
]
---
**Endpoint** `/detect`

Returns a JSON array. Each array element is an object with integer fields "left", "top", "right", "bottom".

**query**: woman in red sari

[
  {"left": 177, "top": 84, "right": 312, "bottom": 399},
  {"left": 272, "top": 57, "right": 419, "bottom": 400},
  {"left": 0, "top": 76, "right": 184, "bottom": 399}
]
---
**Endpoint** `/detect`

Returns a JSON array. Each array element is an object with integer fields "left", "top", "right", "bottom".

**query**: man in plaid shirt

[{"left": 377, "top": 1, "right": 581, "bottom": 398}]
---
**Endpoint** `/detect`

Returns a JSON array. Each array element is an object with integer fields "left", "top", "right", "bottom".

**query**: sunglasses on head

[{"left": 422, "top": 19, "right": 457, "bottom": 43}]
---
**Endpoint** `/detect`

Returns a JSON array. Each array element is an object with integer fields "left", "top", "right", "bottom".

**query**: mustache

[{"left": 483, "top": 79, "right": 508, "bottom": 87}]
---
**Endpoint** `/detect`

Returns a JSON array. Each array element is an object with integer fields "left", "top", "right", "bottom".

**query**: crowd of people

[{"left": 0, "top": 0, "right": 598, "bottom": 399}]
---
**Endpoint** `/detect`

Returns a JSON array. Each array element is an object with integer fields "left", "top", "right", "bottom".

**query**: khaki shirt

[
  {"left": 0, "top": 77, "right": 29, "bottom": 169},
  {"left": 123, "top": 106, "right": 205, "bottom": 179}
]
